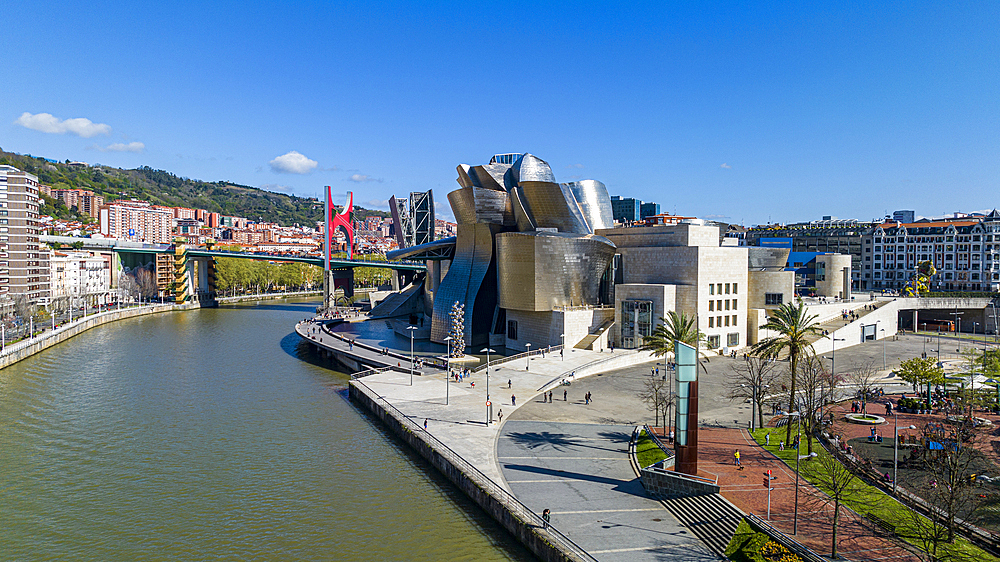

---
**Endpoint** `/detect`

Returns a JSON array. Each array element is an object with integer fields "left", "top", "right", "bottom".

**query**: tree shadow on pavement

[
  {"left": 505, "top": 431, "right": 628, "bottom": 455},
  {"left": 502, "top": 463, "right": 649, "bottom": 497}
]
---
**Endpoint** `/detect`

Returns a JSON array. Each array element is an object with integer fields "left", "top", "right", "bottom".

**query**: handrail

[
  {"left": 744, "top": 513, "right": 827, "bottom": 562},
  {"left": 0, "top": 303, "right": 161, "bottom": 358},
  {"left": 472, "top": 344, "right": 563, "bottom": 374},
  {"left": 536, "top": 349, "right": 642, "bottom": 392},
  {"left": 642, "top": 424, "right": 675, "bottom": 459},
  {"left": 317, "top": 323, "right": 447, "bottom": 370},
  {"left": 351, "top": 379, "right": 598, "bottom": 562}
]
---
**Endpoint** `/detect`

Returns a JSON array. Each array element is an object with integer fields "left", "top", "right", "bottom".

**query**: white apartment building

[
  {"left": 0, "top": 165, "right": 50, "bottom": 304},
  {"left": 99, "top": 200, "right": 172, "bottom": 244},
  {"left": 49, "top": 251, "right": 111, "bottom": 302},
  {"left": 869, "top": 211, "right": 1000, "bottom": 292}
]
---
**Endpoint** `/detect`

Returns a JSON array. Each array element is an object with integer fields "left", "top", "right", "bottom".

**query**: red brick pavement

[{"left": 694, "top": 427, "right": 922, "bottom": 562}]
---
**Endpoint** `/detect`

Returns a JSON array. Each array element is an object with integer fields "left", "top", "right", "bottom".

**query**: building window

[
  {"left": 725, "top": 299, "right": 730, "bottom": 311},
  {"left": 725, "top": 283, "right": 731, "bottom": 294},
  {"left": 733, "top": 282, "right": 738, "bottom": 293},
  {"left": 507, "top": 320, "right": 518, "bottom": 340},
  {"left": 728, "top": 332, "right": 740, "bottom": 347},
  {"left": 733, "top": 314, "right": 738, "bottom": 326},
  {"left": 724, "top": 315, "right": 730, "bottom": 327},
  {"left": 709, "top": 300, "right": 714, "bottom": 311},
  {"left": 709, "top": 284, "right": 715, "bottom": 295},
  {"left": 717, "top": 283, "right": 722, "bottom": 294},
  {"left": 765, "top": 293, "right": 783, "bottom": 305},
  {"left": 709, "top": 317, "right": 714, "bottom": 328},
  {"left": 707, "top": 335, "right": 721, "bottom": 349},
  {"left": 620, "top": 300, "right": 653, "bottom": 349},
  {"left": 733, "top": 299, "right": 737, "bottom": 310}
]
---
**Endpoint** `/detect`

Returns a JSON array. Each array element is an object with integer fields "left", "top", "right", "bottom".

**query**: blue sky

[{"left": 3, "top": 1, "right": 997, "bottom": 225}]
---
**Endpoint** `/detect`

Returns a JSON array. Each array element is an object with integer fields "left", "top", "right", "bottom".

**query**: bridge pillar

[{"left": 324, "top": 268, "right": 355, "bottom": 309}]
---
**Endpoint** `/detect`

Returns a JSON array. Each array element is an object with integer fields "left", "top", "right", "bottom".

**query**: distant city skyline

[{"left": 3, "top": 1, "right": 997, "bottom": 226}]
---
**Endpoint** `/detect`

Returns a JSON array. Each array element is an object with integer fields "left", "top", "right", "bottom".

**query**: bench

[{"left": 865, "top": 513, "right": 896, "bottom": 536}]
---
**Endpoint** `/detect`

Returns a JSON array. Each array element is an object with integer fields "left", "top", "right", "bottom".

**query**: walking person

[
  {"left": 508, "top": 379, "right": 512, "bottom": 389},
  {"left": 511, "top": 394, "right": 516, "bottom": 406},
  {"left": 563, "top": 389, "right": 567, "bottom": 401},
  {"left": 497, "top": 409, "right": 503, "bottom": 424},
  {"left": 734, "top": 449, "right": 742, "bottom": 470},
  {"left": 765, "top": 433, "right": 770, "bottom": 447},
  {"left": 424, "top": 419, "right": 428, "bottom": 430},
  {"left": 542, "top": 509, "right": 551, "bottom": 529}
]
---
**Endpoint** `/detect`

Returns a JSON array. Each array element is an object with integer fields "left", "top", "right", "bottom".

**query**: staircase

[
  {"left": 367, "top": 283, "right": 422, "bottom": 318},
  {"left": 574, "top": 318, "right": 615, "bottom": 350},
  {"left": 803, "top": 300, "right": 889, "bottom": 346},
  {"left": 657, "top": 493, "right": 743, "bottom": 556}
]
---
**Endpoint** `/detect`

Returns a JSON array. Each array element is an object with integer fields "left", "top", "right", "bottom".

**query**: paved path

[{"left": 498, "top": 420, "right": 717, "bottom": 561}]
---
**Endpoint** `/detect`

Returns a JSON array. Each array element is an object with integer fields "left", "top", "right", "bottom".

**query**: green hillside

[{"left": 0, "top": 149, "right": 389, "bottom": 227}]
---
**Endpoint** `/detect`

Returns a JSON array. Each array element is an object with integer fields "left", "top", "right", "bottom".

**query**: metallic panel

[
  {"left": 446, "top": 187, "right": 515, "bottom": 226},
  {"left": 496, "top": 231, "right": 616, "bottom": 311},
  {"left": 511, "top": 153, "right": 557, "bottom": 184},
  {"left": 430, "top": 222, "right": 503, "bottom": 345},
  {"left": 515, "top": 181, "right": 591, "bottom": 234},
  {"left": 748, "top": 247, "right": 791, "bottom": 271},
  {"left": 456, "top": 164, "right": 475, "bottom": 188},
  {"left": 564, "top": 180, "right": 614, "bottom": 232}
]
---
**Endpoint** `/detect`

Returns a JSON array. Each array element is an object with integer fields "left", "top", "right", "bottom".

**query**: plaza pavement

[{"left": 346, "top": 332, "right": 962, "bottom": 559}]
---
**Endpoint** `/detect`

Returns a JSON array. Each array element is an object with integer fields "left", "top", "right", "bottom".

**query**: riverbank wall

[
  {"left": 348, "top": 379, "right": 593, "bottom": 562},
  {"left": 217, "top": 290, "right": 321, "bottom": 304},
  {"left": 0, "top": 304, "right": 176, "bottom": 370}
]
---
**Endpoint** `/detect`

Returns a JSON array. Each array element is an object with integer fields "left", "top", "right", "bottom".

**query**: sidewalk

[{"left": 697, "top": 427, "right": 920, "bottom": 561}]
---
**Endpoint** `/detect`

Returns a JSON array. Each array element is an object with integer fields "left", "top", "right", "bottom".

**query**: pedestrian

[
  {"left": 734, "top": 450, "right": 742, "bottom": 469},
  {"left": 424, "top": 418, "right": 428, "bottom": 430},
  {"left": 560, "top": 349, "right": 563, "bottom": 359},
  {"left": 511, "top": 394, "right": 516, "bottom": 406},
  {"left": 779, "top": 441, "right": 785, "bottom": 451},
  {"left": 564, "top": 389, "right": 567, "bottom": 401},
  {"left": 548, "top": 391, "right": 553, "bottom": 402},
  {"left": 765, "top": 433, "right": 770, "bottom": 447},
  {"left": 610, "top": 342, "right": 614, "bottom": 353},
  {"left": 542, "top": 508, "right": 551, "bottom": 529},
  {"left": 508, "top": 379, "right": 512, "bottom": 389},
  {"left": 498, "top": 409, "right": 503, "bottom": 424}
]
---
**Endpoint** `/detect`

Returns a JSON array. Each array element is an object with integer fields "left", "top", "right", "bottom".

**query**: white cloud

[
  {"left": 565, "top": 163, "right": 585, "bottom": 169},
  {"left": 15, "top": 112, "right": 112, "bottom": 138},
  {"left": 92, "top": 141, "right": 145, "bottom": 153},
  {"left": 703, "top": 214, "right": 730, "bottom": 220},
  {"left": 720, "top": 163, "right": 732, "bottom": 169},
  {"left": 348, "top": 174, "right": 381, "bottom": 183},
  {"left": 269, "top": 151, "right": 318, "bottom": 174}
]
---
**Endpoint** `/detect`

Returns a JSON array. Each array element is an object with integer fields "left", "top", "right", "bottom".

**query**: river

[{"left": 0, "top": 298, "right": 531, "bottom": 561}]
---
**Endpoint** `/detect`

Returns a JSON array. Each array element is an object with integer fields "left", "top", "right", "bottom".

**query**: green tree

[
  {"left": 639, "top": 311, "right": 707, "bottom": 360},
  {"left": 751, "top": 302, "right": 822, "bottom": 446},
  {"left": 896, "top": 356, "right": 946, "bottom": 408}
]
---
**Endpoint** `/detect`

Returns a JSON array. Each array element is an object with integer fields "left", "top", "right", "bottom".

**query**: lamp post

[
  {"left": 950, "top": 309, "right": 964, "bottom": 352},
  {"left": 444, "top": 336, "right": 452, "bottom": 405},
  {"left": 560, "top": 333, "right": 565, "bottom": 360},
  {"left": 481, "top": 347, "right": 495, "bottom": 424},
  {"left": 407, "top": 325, "right": 418, "bottom": 386},
  {"left": 893, "top": 417, "right": 917, "bottom": 494},
  {"left": 880, "top": 328, "right": 887, "bottom": 370},
  {"left": 741, "top": 382, "right": 770, "bottom": 431},
  {"left": 781, "top": 410, "right": 817, "bottom": 536},
  {"left": 525, "top": 343, "right": 531, "bottom": 370}
]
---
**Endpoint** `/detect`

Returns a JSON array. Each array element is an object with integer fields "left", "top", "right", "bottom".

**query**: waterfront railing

[
  {"left": 472, "top": 345, "right": 564, "bottom": 374},
  {"left": 0, "top": 303, "right": 161, "bottom": 358},
  {"left": 352, "top": 378, "right": 599, "bottom": 562}
]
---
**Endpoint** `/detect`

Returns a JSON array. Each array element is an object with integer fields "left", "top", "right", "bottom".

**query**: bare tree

[
  {"left": 802, "top": 450, "right": 868, "bottom": 560},
  {"left": 135, "top": 267, "right": 158, "bottom": 300},
  {"left": 918, "top": 420, "right": 986, "bottom": 544},
  {"left": 726, "top": 354, "right": 782, "bottom": 429},
  {"left": 847, "top": 359, "right": 882, "bottom": 414},
  {"left": 639, "top": 372, "right": 670, "bottom": 432},
  {"left": 119, "top": 275, "right": 140, "bottom": 303},
  {"left": 796, "top": 353, "right": 839, "bottom": 455}
]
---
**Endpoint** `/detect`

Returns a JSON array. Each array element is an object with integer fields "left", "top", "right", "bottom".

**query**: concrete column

[{"left": 842, "top": 267, "right": 851, "bottom": 301}]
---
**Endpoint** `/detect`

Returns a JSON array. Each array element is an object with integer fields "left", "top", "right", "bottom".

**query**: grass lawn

[
  {"left": 750, "top": 425, "right": 998, "bottom": 561},
  {"left": 635, "top": 429, "right": 669, "bottom": 468}
]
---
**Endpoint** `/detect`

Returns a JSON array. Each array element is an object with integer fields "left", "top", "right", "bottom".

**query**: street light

[
  {"left": 879, "top": 328, "right": 887, "bottom": 370},
  {"left": 407, "top": 325, "right": 418, "bottom": 386},
  {"left": 525, "top": 343, "right": 531, "bottom": 370},
  {"left": 893, "top": 416, "right": 917, "bottom": 494},
  {"left": 481, "top": 347, "right": 495, "bottom": 424},
  {"left": 560, "top": 333, "right": 565, "bottom": 360},
  {"left": 741, "top": 382, "right": 770, "bottom": 431},
  {"left": 444, "top": 336, "right": 452, "bottom": 405},
  {"left": 780, "top": 410, "right": 816, "bottom": 536}
]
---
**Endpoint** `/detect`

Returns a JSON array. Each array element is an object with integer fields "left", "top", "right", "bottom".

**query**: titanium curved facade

[
  {"left": 564, "top": 180, "right": 614, "bottom": 232},
  {"left": 496, "top": 231, "right": 616, "bottom": 311},
  {"left": 423, "top": 152, "right": 618, "bottom": 346}
]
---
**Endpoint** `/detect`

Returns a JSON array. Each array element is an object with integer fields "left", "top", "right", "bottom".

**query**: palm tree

[
  {"left": 751, "top": 302, "right": 823, "bottom": 446},
  {"left": 639, "top": 311, "right": 707, "bottom": 366}
]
